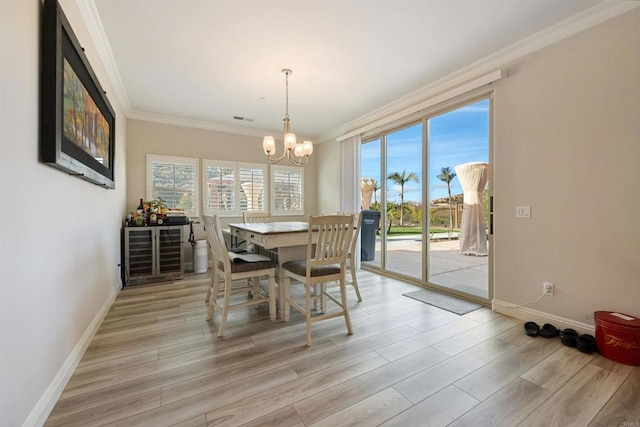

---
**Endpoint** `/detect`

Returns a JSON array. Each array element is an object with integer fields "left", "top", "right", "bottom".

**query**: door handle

[{"left": 489, "top": 214, "right": 494, "bottom": 235}]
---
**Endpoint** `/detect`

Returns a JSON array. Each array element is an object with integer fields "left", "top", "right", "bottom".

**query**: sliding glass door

[{"left": 360, "top": 97, "right": 492, "bottom": 301}]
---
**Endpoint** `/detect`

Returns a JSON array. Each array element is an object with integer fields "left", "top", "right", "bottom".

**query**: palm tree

[
  {"left": 437, "top": 166, "right": 457, "bottom": 237},
  {"left": 387, "top": 169, "right": 419, "bottom": 226}
]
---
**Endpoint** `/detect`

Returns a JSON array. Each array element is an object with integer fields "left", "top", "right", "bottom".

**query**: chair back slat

[
  {"left": 243, "top": 212, "right": 271, "bottom": 223},
  {"left": 339, "top": 211, "right": 363, "bottom": 255},
  {"left": 202, "top": 214, "right": 231, "bottom": 272},
  {"left": 307, "top": 214, "right": 354, "bottom": 268}
]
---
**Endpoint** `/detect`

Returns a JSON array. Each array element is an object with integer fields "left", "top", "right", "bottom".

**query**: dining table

[{"left": 227, "top": 221, "right": 316, "bottom": 320}]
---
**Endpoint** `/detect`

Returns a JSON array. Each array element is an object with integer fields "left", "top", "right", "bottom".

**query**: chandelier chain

[{"left": 284, "top": 70, "right": 290, "bottom": 119}]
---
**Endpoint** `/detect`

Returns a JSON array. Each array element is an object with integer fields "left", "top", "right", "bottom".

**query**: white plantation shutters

[
  {"left": 238, "top": 164, "right": 266, "bottom": 212},
  {"left": 203, "top": 160, "right": 236, "bottom": 215},
  {"left": 203, "top": 160, "right": 267, "bottom": 216},
  {"left": 271, "top": 165, "right": 304, "bottom": 215},
  {"left": 147, "top": 154, "right": 198, "bottom": 217}
]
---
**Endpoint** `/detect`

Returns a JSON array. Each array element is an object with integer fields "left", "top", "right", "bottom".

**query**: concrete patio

[{"left": 363, "top": 234, "right": 489, "bottom": 299}]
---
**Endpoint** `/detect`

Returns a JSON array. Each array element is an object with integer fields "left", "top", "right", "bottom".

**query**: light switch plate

[{"left": 516, "top": 206, "right": 531, "bottom": 218}]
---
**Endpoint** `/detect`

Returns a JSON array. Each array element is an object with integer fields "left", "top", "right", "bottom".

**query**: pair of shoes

[
  {"left": 560, "top": 328, "right": 579, "bottom": 347},
  {"left": 576, "top": 334, "right": 597, "bottom": 354},
  {"left": 524, "top": 321, "right": 539, "bottom": 336},
  {"left": 539, "top": 323, "right": 559, "bottom": 338},
  {"left": 523, "top": 321, "right": 559, "bottom": 338}
]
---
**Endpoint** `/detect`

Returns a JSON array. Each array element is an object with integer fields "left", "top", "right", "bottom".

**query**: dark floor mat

[{"left": 403, "top": 288, "right": 482, "bottom": 315}]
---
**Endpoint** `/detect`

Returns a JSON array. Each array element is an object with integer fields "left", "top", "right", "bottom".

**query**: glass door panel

[
  {"left": 360, "top": 138, "right": 382, "bottom": 268},
  {"left": 427, "top": 99, "right": 490, "bottom": 299},
  {"left": 385, "top": 123, "right": 423, "bottom": 279}
]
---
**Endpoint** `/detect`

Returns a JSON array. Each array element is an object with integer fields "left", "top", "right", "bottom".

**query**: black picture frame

[{"left": 40, "top": 0, "right": 116, "bottom": 189}]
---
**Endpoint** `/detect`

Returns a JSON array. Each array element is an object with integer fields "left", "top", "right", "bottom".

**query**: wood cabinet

[{"left": 124, "top": 226, "right": 184, "bottom": 285}]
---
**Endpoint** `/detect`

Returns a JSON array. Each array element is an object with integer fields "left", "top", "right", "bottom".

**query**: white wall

[
  {"left": 492, "top": 7, "right": 640, "bottom": 322},
  {"left": 315, "top": 139, "right": 342, "bottom": 214},
  {"left": 0, "top": 1, "right": 127, "bottom": 425}
]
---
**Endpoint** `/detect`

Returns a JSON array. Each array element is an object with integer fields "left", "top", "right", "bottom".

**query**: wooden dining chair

[
  {"left": 242, "top": 211, "right": 271, "bottom": 223},
  {"left": 330, "top": 211, "right": 364, "bottom": 303},
  {"left": 345, "top": 212, "right": 364, "bottom": 302},
  {"left": 202, "top": 215, "right": 276, "bottom": 337},
  {"left": 281, "top": 214, "right": 354, "bottom": 346}
]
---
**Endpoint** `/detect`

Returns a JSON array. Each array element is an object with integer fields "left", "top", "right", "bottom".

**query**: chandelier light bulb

[
  {"left": 262, "top": 136, "right": 275, "bottom": 155},
  {"left": 294, "top": 143, "right": 304, "bottom": 158},
  {"left": 302, "top": 140, "right": 313, "bottom": 156},
  {"left": 284, "top": 133, "right": 297, "bottom": 150}
]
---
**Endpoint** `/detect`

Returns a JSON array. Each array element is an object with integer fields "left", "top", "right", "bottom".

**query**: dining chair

[
  {"left": 242, "top": 211, "right": 271, "bottom": 223},
  {"left": 281, "top": 214, "right": 354, "bottom": 346},
  {"left": 344, "top": 212, "right": 364, "bottom": 302},
  {"left": 201, "top": 215, "right": 276, "bottom": 337},
  {"left": 331, "top": 211, "right": 364, "bottom": 303}
]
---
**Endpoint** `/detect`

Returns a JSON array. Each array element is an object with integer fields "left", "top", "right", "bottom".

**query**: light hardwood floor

[{"left": 46, "top": 271, "right": 640, "bottom": 426}]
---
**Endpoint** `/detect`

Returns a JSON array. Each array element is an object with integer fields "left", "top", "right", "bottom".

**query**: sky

[{"left": 361, "top": 98, "right": 489, "bottom": 203}]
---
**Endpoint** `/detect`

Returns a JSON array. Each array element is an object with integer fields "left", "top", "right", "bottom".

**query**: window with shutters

[
  {"left": 146, "top": 154, "right": 198, "bottom": 217},
  {"left": 271, "top": 165, "right": 304, "bottom": 215},
  {"left": 202, "top": 159, "right": 267, "bottom": 216}
]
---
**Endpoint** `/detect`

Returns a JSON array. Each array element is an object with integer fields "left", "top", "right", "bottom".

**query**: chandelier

[{"left": 262, "top": 69, "right": 313, "bottom": 165}]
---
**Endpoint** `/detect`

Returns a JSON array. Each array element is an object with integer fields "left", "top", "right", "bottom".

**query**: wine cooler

[{"left": 123, "top": 226, "right": 184, "bottom": 285}]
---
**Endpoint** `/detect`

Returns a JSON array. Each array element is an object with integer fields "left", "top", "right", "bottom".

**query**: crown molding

[
  {"left": 75, "top": 0, "right": 131, "bottom": 113},
  {"left": 128, "top": 110, "right": 270, "bottom": 138},
  {"left": 319, "top": 0, "right": 640, "bottom": 143},
  {"left": 128, "top": 110, "right": 317, "bottom": 142}
]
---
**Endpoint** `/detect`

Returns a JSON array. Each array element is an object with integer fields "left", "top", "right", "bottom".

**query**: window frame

[
  {"left": 270, "top": 164, "right": 304, "bottom": 216},
  {"left": 146, "top": 154, "right": 199, "bottom": 217}
]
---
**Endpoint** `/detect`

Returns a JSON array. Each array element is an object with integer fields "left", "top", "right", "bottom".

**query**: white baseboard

[
  {"left": 23, "top": 285, "right": 120, "bottom": 427},
  {"left": 492, "top": 299, "right": 595, "bottom": 335}
]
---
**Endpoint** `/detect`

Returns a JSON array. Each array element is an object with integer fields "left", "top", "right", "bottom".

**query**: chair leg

[
  {"left": 205, "top": 271, "right": 214, "bottom": 303},
  {"left": 252, "top": 276, "right": 261, "bottom": 308},
  {"left": 350, "top": 263, "right": 362, "bottom": 302},
  {"left": 217, "top": 273, "right": 233, "bottom": 337},
  {"left": 305, "top": 282, "right": 313, "bottom": 347},
  {"left": 340, "top": 277, "right": 353, "bottom": 336},
  {"left": 283, "top": 275, "right": 291, "bottom": 322},
  {"left": 268, "top": 273, "right": 276, "bottom": 321},
  {"left": 248, "top": 276, "right": 259, "bottom": 298},
  {"left": 320, "top": 283, "right": 327, "bottom": 313},
  {"left": 312, "top": 284, "right": 319, "bottom": 311},
  {"left": 207, "top": 271, "right": 221, "bottom": 321}
]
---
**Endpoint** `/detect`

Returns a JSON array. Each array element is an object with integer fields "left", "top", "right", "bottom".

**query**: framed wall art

[{"left": 40, "top": 0, "right": 116, "bottom": 189}]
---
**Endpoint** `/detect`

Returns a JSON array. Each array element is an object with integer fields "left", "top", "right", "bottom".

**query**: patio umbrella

[
  {"left": 241, "top": 181, "right": 263, "bottom": 210},
  {"left": 454, "top": 162, "right": 489, "bottom": 256},
  {"left": 360, "top": 178, "right": 377, "bottom": 210}
]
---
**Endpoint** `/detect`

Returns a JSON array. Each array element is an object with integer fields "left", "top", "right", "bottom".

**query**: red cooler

[{"left": 594, "top": 311, "right": 640, "bottom": 366}]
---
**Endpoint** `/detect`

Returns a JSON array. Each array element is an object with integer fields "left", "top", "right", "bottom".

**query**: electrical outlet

[
  {"left": 543, "top": 282, "right": 554, "bottom": 296},
  {"left": 516, "top": 206, "right": 531, "bottom": 218}
]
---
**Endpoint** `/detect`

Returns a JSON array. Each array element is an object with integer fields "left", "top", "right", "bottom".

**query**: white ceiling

[{"left": 93, "top": 0, "right": 608, "bottom": 141}]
